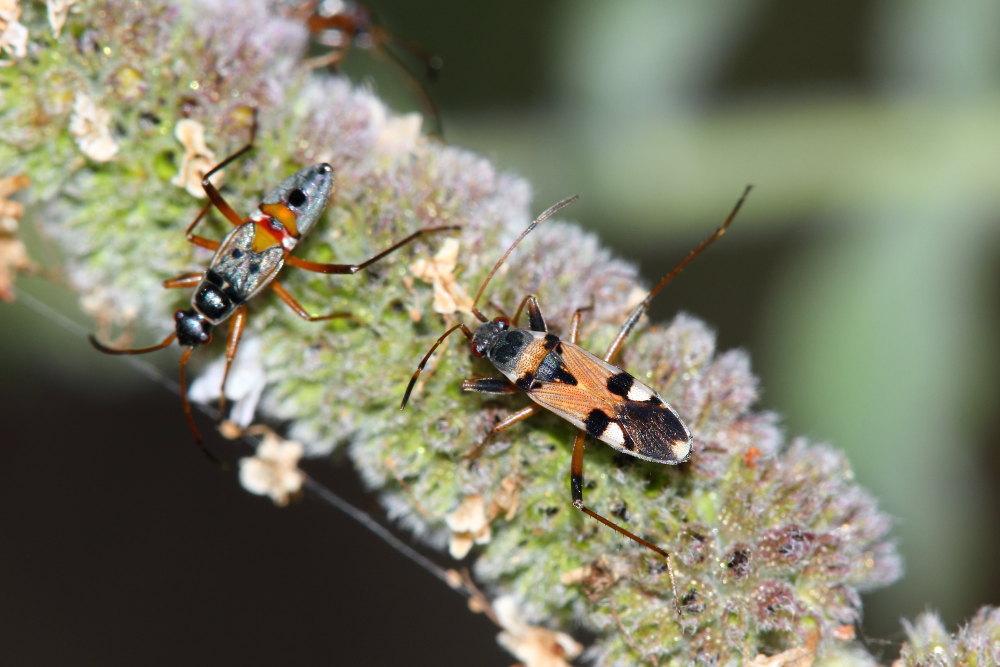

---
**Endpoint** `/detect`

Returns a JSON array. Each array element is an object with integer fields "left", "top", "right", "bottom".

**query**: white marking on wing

[
  {"left": 602, "top": 421, "right": 626, "bottom": 447},
  {"left": 626, "top": 382, "right": 654, "bottom": 402}
]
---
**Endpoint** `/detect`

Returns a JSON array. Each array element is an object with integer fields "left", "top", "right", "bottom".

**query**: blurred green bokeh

[{"left": 5, "top": 0, "right": 998, "bottom": 648}]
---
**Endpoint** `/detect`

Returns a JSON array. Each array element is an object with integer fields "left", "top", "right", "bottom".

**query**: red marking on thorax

[
  {"left": 252, "top": 204, "right": 299, "bottom": 252},
  {"left": 253, "top": 218, "right": 290, "bottom": 249}
]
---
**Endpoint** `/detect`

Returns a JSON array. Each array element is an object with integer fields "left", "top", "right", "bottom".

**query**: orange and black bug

[
  {"left": 90, "top": 115, "right": 458, "bottom": 462},
  {"left": 401, "top": 187, "right": 751, "bottom": 595},
  {"left": 297, "top": 0, "right": 444, "bottom": 136}
]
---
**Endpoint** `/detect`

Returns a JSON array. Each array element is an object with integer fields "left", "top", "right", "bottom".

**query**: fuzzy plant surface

[
  {"left": 0, "top": 1, "right": 921, "bottom": 664},
  {"left": 896, "top": 606, "right": 1000, "bottom": 667}
]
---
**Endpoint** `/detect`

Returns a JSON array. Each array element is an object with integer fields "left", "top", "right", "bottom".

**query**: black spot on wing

[
  {"left": 515, "top": 371, "right": 535, "bottom": 392},
  {"left": 551, "top": 365, "right": 577, "bottom": 385},
  {"left": 542, "top": 333, "right": 560, "bottom": 350},
  {"left": 606, "top": 371, "right": 634, "bottom": 398},
  {"left": 535, "top": 350, "right": 579, "bottom": 385},
  {"left": 616, "top": 402, "right": 691, "bottom": 463},
  {"left": 584, "top": 409, "right": 612, "bottom": 438},
  {"left": 622, "top": 432, "right": 636, "bottom": 451}
]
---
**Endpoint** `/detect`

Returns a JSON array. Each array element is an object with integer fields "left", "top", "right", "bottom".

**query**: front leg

[
  {"left": 462, "top": 376, "right": 520, "bottom": 395},
  {"left": 567, "top": 302, "right": 594, "bottom": 344},
  {"left": 183, "top": 201, "right": 223, "bottom": 250},
  {"left": 510, "top": 294, "right": 547, "bottom": 333},
  {"left": 285, "top": 225, "right": 460, "bottom": 275},
  {"left": 465, "top": 403, "right": 540, "bottom": 461},
  {"left": 198, "top": 110, "right": 259, "bottom": 227}
]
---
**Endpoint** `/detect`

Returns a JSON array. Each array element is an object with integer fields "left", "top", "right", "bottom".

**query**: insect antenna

[
  {"left": 88, "top": 332, "right": 177, "bottom": 355},
  {"left": 606, "top": 185, "right": 752, "bottom": 363},
  {"left": 469, "top": 194, "right": 579, "bottom": 322},
  {"left": 90, "top": 332, "right": 223, "bottom": 464},
  {"left": 644, "top": 184, "right": 751, "bottom": 305},
  {"left": 400, "top": 322, "right": 474, "bottom": 409},
  {"left": 403, "top": 195, "right": 579, "bottom": 409}
]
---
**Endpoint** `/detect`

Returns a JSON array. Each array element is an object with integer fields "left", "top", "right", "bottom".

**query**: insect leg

[
  {"left": 183, "top": 201, "right": 222, "bottom": 250},
  {"left": 285, "top": 225, "right": 461, "bottom": 275},
  {"left": 271, "top": 281, "right": 356, "bottom": 322},
  {"left": 373, "top": 34, "right": 445, "bottom": 138},
  {"left": 604, "top": 185, "right": 752, "bottom": 364},
  {"left": 217, "top": 305, "right": 247, "bottom": 414},
  {"left": 199, "top": 110, "right": 260, "bottom": 226},
  {"left": 569, "top": 430, "right": 679, "bottom": 603},
  {"left": 509, "top": 295, "right": 533, "bottom": 327},
  {"left": 303, "top": 46, "right": 346, "bottom": 71},
  {"left": 461, "top": 377, "right": 520, "bottom": 394},
  {"left": 163, "top": 273, "right": 203, "bottom": 289},
  {"left": 465, "top": 405, "right": 540, "bottom": 461},
  {"left": 567, "top": 303, "right": 594, "bottom": 345},
  {"left": 380, "top": 27, "right": 444, "bottom": 83},
  {"left": 510, "top": 295, "right": 547, "bottom": 332},
  {"left": 479, "top": 405, "right": 538, "bottom": 433}
]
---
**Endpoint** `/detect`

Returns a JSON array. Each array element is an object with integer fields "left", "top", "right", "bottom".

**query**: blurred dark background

[{"left": 3, "top": 1, "right": 999, "bottom": 664}]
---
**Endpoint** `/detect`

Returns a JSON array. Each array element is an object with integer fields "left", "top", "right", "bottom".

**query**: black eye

[{"left": 288, "top": 188, "right": 306, "bottom": 207}]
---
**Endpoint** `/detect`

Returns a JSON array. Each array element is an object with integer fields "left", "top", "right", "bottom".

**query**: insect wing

[
  {"left": 208, "top": 223, "right": 286, "bottom": 303},
  {"left": 526, "top": 341, "right": 692, "bottom": 464}
]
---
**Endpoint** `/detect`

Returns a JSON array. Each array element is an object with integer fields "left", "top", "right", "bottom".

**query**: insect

[
  {"left": 90, "top": 115, "right": 458, "bottom": 462},
  {"left": 297, "top": 0, "right": 444, "bottom": 137},
  {"left": 401, "top": 187, "right": 751, "bottom": 595}
]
